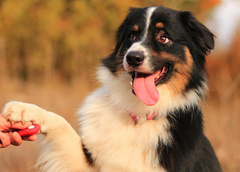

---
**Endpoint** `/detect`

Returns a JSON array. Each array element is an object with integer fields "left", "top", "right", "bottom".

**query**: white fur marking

[
  {"left": 142, "top": 7, "right": 157, "bottom": 40},
  {"left": 123, "top": 42, "right": 152, "bottom": 73},
  {"left": 123, "top": 7, "right": 157, "bottom": 73}
]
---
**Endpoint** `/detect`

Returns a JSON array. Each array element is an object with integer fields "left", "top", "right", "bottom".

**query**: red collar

[{"left": 129, "top": 112, "right": 157, "bottom": 125}]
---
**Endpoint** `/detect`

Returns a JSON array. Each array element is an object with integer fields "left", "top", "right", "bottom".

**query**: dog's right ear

[
  {"left": 114, "top": 8, "right": 138, "bottom": 53},
  {"left": 102, "top": 8, "right": 139, "bottom": 74}
]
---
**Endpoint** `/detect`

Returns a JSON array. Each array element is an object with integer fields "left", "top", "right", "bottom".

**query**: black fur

[
  {"left": 101, "top": 6, "right": 221, "bottom": 171},
  {"left": 158, "top": 106, "right": 221, "bottom": 172},
  {"left": 102, "top": 6, "right": 214, "bottom": 94},
  {"left": 102, "top": 7, "right": 147, "bottom": 74},
  {"left": 82, "top": 144, "right": 94, "bottom": 166},
  {"left": 179, "top": 11, "right": 215, "bottom": 92}
]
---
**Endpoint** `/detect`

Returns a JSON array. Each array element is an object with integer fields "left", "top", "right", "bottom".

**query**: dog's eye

[
  {"left": 156, "top": 30, "right": 171, "bottom": 45},
  {"left": 130, "top": 34, "right": 136, "bottom": 40},
  {"left": 158, "top": 35, "right": 170, "bottom": 44}
]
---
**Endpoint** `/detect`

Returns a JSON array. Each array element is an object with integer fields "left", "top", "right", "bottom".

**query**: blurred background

[{"left": 0, "top": 0, "right": 239, "bottom": 171}]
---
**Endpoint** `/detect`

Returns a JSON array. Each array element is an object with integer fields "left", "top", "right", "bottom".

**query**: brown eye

[
  {"left": 159, "top": 35, "right": 170, "bottom": 44},
  {"left": 130, "top": 34, "right": 136, "bottom": 40}
]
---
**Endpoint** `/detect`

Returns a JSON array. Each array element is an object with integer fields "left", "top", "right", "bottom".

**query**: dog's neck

[{"left": 129, "top": 112, "right": 157, "bottom": 125}]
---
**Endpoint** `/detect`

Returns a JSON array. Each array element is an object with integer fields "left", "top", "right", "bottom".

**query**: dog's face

[{"left": 102, "top": 6, "right": 214, "bottom": 106}]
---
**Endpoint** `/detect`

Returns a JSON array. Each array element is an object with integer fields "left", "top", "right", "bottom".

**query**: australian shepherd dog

[{"left": 3, "top": 6, "right": 222, "bottom": 172}]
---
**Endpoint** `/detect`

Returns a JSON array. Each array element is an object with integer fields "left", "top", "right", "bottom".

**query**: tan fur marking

[
  {"left": 167, "top": 47, "right": 193, "bottom": 95},
  {"left": 133, "top": 25, "right": 139, "bottom": 31},
  {"left": 151, "top": 47, "right": 193, "bottom": 96},
  {"left": 151, "top": 50, "right": 181, "bottom": 65},
  {"left": 156, "top": 22, "right": 164, "bottom": 29}
]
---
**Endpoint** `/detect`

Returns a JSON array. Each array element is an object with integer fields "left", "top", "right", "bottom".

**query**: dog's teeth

[
  {"left": 130, "top": 81, "right": 133, "bottom": 86},
  {"left": 11, "top": 121, "right": 15, "bottom": 125}
]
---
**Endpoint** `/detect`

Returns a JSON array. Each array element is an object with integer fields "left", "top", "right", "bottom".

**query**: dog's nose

[{"left": 126, "top": 51, "right": 144, "bottom": 67}]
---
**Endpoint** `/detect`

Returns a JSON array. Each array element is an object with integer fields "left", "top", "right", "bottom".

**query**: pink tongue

[{"left": 133, "top": 73, "right": 159, "bottom": 106}]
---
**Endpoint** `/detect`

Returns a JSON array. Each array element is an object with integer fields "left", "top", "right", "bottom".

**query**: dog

[{"left": 3, "top": 6, "right": 222, "bottom": 172}]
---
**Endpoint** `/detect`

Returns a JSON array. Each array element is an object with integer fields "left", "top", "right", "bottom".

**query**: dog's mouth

[
  {"left": 131, "top": 66, "right": 168, "bottom": 85},
  {"left": 130, "top": 66, "right": 169, "bottom": 106},
  {"left": 154, "top": 66, "right": 169, "bottom": 85}
]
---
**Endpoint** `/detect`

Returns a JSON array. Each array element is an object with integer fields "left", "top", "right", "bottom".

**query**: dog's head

[{"left": 102, "top": 6, "right": 214, "bottom": 107}]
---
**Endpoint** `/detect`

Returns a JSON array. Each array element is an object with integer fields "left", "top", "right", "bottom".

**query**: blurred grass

[{"left": 1, "top": 0, "right": 240, "bottom": 171}]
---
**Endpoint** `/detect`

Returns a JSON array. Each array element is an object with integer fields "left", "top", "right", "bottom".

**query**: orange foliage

[
  {"left": 0, "top": 0, "right": 219, "bottom": 83},
  {"left": 200, "top": 0, "right": 221, "bottom": 10}
]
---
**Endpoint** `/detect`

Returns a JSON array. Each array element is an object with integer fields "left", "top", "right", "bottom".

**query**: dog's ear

[
  {"left": 102, "top": 8, "right": 137, "bottom": 74},
  {"left": 114, "top": 8, "right": 138, "bottom": 53},
  {"left": 179, "top": 11, "right": 215, "bottom": 56}
]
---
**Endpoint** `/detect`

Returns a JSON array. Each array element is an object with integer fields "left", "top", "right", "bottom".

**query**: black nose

[{"left": 126, "top": 51, "right": 144, "bottom": 67}]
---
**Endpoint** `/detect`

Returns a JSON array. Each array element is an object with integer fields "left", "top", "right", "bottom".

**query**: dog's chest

[{"left": 79, "top": 99, "right": 170, "bottom": 172}]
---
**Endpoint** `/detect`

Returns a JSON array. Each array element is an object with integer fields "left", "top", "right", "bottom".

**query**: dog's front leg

[{"left": 2, "top": 101, "right": 91, "bottom": 172}]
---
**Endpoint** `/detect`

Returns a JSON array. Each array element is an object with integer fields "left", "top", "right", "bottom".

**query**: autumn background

[{"left": 0, "top": 0, "right": 239, "bottom": 171}]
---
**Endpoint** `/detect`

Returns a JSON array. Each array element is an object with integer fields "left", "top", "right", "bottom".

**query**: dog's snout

[{"left": 126, "top": 51, "right": 144, "bottom": 67}]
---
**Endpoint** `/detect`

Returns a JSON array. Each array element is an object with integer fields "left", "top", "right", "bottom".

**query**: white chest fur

[
  {"left": 78, "top": 87, "right": 171, "bottom": 172},
  {"left": 78, "top": 66, "right": 202, "bottom": 171}
]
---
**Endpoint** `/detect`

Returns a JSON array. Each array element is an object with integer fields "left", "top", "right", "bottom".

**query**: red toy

[{"left": 17, "top": 124, "right": 41, "bottom": 136}]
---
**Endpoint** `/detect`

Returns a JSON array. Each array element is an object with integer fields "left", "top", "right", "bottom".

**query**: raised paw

[
  {"left": 2, "top": 101, "right": 47, "bottom": 131},
  {"left": 2, "top": 101, "right": 65, "bottom": 134}
]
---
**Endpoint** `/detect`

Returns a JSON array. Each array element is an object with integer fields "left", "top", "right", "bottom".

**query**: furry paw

[{"left": 2, "top": 101, "right": 47, "bottom": 133}]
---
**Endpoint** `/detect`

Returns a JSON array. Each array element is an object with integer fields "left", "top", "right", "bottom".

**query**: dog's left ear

[{"left": 180, "top": 11, "right": 215, "bottom": 56}]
